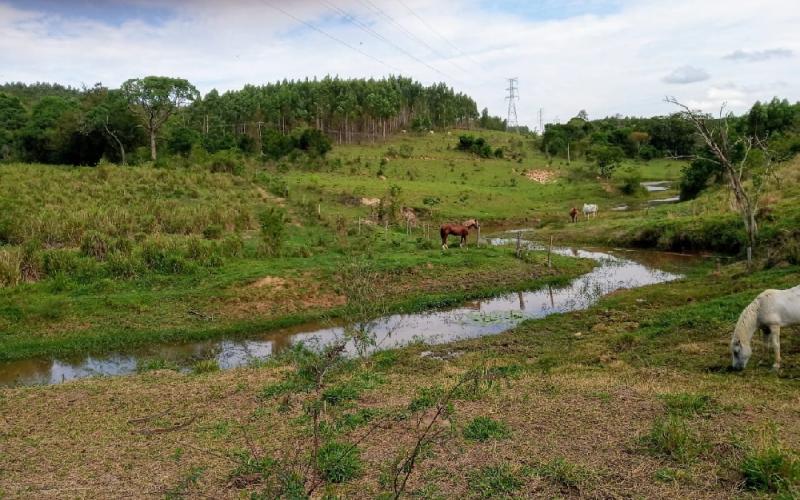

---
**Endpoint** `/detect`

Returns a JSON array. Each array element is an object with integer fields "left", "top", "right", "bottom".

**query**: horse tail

[
  {"left": 733, "top": 296, "right": 761, "bottom": 345},
  {"left": 440, "top": 225, "right": 446, "bottom": 239}
]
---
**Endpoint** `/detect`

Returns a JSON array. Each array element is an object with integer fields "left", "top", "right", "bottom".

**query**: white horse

[
  {"left": 582, "top": 203, "right": 598, "bottom": 220},
  {"left": 731, "top": 285, "right": 800, "bottom": 370}
]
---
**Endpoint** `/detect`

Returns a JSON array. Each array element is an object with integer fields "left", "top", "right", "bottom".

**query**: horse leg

[
  {"left": 460, "top": 234, "right": 466, "bottom": 248},
  {"left": 769, "top": 325, "right": 781, "bottom": 370}
]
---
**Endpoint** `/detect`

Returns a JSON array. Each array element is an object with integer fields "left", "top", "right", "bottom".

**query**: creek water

[{"left": 0, "top": 233, "right": 701, "bottom": 387}]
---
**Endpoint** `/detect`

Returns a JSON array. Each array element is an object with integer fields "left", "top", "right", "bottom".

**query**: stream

[{"left": 0, "top": 233, "right": 701, "bottom": 387}]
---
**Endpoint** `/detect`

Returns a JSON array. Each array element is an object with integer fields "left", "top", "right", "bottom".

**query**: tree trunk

[
  {"left": 150, "top": 130, "right": 157, "bottom": 161},
  {"left": 104, "top": 122, "right": 126, "bottom": 165}
]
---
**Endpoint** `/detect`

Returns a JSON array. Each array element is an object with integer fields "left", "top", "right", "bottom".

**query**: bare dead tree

[{"left": 665, "top": 97, "right": 777, "bottom": 266}]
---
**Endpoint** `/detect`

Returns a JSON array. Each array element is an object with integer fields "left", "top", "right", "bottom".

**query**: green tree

[
  {"left": 0, "top": 93, "right": 27, "bottom": 160},
  {"left": 590, "top": 144, "right": 624, "bottom": 177},
  {"left": 121, "top": 76, "right": 199, "bottom": 161}
]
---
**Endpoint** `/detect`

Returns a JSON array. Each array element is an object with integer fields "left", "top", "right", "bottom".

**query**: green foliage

[
  {"left": 642, "top": 416, "right": 703, "bottom": 463},
  {"left": 468, "top": 464, "right": 522, "bottom": 498},
  {"left": 615, "top": 165, "right": 644, "bottom": 195},
  {"left": 658, "top": 393, "right": 716, "bottom": 417},
  {"left": 679, "top": 156, "right": 720, "bottom": 200},
  {"left": 192, "top": 358, "right": 220, "bottom": 374},
  {"left": 316, "top": 442, "right": 363, "bottom": 483},
  {"left": 208, "top": 149, "right": 245, "bottom": 175},
  {"left": 257, "top": 207, "right": 288, "bottom": 257},
  {"left": 137, "top": 358, "right": 179, "bottom": 373},
  {"left": 462, "top": 416, "right": 510, "bottom": 442},
  {"left": 528, "top": 457, "right": 594, "bottom": 490},
  {"left": 742, "top": 447, "right": 800, "bottom": 493},
  {"left": 589, "top": 144, "right": 625, "bottom": 177},
  {"left": 456, "top": 135, "right": 494, "bottom": 158}
]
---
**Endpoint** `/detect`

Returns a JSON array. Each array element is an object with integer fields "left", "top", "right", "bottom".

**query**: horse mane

[{"left": 733, "top": 296, "right": 761, "bottom": 346}]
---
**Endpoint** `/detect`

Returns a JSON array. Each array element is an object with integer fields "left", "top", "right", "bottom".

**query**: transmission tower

[{"left": 505, "top": 78, "right": 519, "bottom": 133}]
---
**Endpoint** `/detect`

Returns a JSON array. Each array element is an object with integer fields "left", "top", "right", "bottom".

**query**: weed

[
  {"left": 468, "top": 464, "right": 522, "bottom": 498},
  {"left": 528, "top": 457, "right": 595, "bottom": 491},
  {"left": 658, "top": 393, "right": 716, "bottom": 417},
  {"left": 462, "top": 416, "right": 510, "bottom": 442},
  {"left": 192, "top": 359, "right": 220, "bottom": 374},
  {"left": 742, "top": 447, "right": 800, "bottom": 493},
  {"left": 642, "top": 415, "right": 703, "bottom": 463},
  {"left": 136, "top": 358, "right": 179, "bottom": 373},
  {"left": 316, "top": 442, "right": 362, "bottom": 483}
]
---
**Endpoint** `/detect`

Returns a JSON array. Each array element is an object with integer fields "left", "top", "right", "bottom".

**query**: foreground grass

[{"left": 2, "top": 259, "right": 798, "bottom": 498}]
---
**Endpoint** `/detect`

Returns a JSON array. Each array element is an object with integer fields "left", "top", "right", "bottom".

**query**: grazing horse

[
  {"left": 569, "top": 207, "right": 579, "bottom": 223},
  {"left": 582, "top": 203, "right": 598, "bottom": 220},
  {"left": 440, "top": 219, "right": 479, "bottom": 250},
  {"left": 731, "top": 285, "right": 800, "bottom": 370}
]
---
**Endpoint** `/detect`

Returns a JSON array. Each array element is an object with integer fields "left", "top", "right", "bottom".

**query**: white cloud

[
  {"left": 662, "top": 66, "right": 710, "bottom": 84},
  {"left": 723, "top": 48, "right": 793, "bottom": 62},
  {"left": 1, "top": 0, "right": 799, "bottom": 127}
]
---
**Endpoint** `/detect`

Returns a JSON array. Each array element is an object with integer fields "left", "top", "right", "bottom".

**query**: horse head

[{"left": 463, "top": 219, "right": 480, "bottom": 230}]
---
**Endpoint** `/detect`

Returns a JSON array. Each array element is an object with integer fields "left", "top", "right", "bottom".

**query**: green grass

[
  {"left": 742, "top": 447, "right": 800, "bottom": 493},
  {"left": 527, "top": 457, "right": 595, "bottom": 491},
  {"left": 462, "top": 416, "right": 510, "bottom": 442},
  {"left": 658, "top": 393, "right": 717, "bottom": 417},
  {"left": 467, "top": 464, "right": 523, "bottom": 498},
  {"left": 316, "top": 442, "right": 363, "bottom": 483},
  {"left": 641, "top": 416, "right": 704, "bottom": 464}
]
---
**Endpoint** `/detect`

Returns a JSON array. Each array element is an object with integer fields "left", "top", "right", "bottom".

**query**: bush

[
  {"left": 105, "top": 252, "right": 142, "bottom": 279},
  {"left": 208, "top": 149, "right": 245, "bottom": 176},
  {"left": 258, "top": 207, "right": 288, "bottom": 257},
  {"left": 457, "top": 135, "right": 494, "bottom": 158},
  {"left": 140, "top": 238, "right": 190, "bottom": 274},
  {"left": 679, "top": 157, "right": 719, "bottom": 201},
  {"left": 202, "top": 224, "right": 223, "bottom": 240},
  {"left": 463, "top": 416, "right": 510, "bottom": 442},
  {"left": 220, "top": 234, "right": 244, "bottom": 258},
  {"left": 80, "top": 231, "right": 112, "bottom": 260},
  {"left": 185, "top": 236, "right": 223, "bottom": 267},
  {"left": 316, "top": 442, "right": 362, "bottom": 483},
  {"left": 616, "top": 165, "right": 644, "bottom": 195},
  {"left": 292, "top": 127, "right": 332, "bottom": 157}
]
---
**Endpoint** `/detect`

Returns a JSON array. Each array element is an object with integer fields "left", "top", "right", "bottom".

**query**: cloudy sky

[{"left": 1, "top": 0, "right": 797, "bottom": 128}]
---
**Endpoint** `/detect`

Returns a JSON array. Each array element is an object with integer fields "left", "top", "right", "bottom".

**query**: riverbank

[{"left": 3, "top": 248, "right": 797, "bottom": 498}]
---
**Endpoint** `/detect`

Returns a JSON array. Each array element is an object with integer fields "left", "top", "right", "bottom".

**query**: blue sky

[{"left": 1, "top": 0, "right": 798, "bottom": 127}]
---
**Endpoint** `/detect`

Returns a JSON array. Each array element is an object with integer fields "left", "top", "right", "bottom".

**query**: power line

[
  {"left": 506, "top": 77, "right": 519, "bottom": 133},
  {"left": 319, "top": 0, "right": 459, "bottom": 82},
  {"left": 356, "top": 0, "right": 470, "bottom": 75},
  {"left": 393, "top": 0, "right": 485, "bottom": 70},
  {"left": 260, "top": 0, "right": 402, "bottom": 74}
]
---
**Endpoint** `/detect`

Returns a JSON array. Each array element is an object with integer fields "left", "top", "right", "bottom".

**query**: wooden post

[{"left": 548, "top": 235, "right": 553, "bottom": 268}]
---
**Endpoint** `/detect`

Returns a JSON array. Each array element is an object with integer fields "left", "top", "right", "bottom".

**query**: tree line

[
  {"left": 0, "top": 76, "right": 480, "bottom": 165},
  {"left": 540, "top": 99, "right": 800, "bottom": 197}
]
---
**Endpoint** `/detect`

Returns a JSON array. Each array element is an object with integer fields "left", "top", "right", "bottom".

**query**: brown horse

[
  {"left": 440, "top": 219, "right": 480, "bottom": 250},
  {"left": 569, "top": 207, "right": 579, "bottom": 223}
]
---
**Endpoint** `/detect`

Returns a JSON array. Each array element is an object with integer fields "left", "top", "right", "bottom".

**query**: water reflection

[{"left": 0, "top": 236, "right": 696, "bottom": 387}]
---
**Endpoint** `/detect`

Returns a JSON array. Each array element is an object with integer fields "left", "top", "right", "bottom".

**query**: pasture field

[{"left": 2, "top": 130, "right": 799, "bottom": 498}]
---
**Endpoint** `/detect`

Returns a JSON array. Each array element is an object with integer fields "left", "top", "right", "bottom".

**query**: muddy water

[{"left": 0, "top": 234, "right": 701, "bottom": 387}]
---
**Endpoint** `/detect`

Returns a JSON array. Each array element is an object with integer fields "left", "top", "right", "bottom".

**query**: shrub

[
  {"left": 140, "top": 238, "right": 190, "bottom": 274},
  {"left": 316, "top": 442, "right": 362, "bottom": 483},
  {"left": 185, "top": 236, "right": 223, "bottom": 267},
  {"left": 457, "top": 135, "right": 493, "bottom": 158},
  {"left": 105, "top": 252, "right": 142, "bottom": 279},
  {"left": 41, "top": 249, "right": 78, "bottom": 278},
  {"left": 322, "top": 382, "right": 361, "bottom": 406},
  {"left": 463, "top": 416, "right": 510, "bottom": 442},
  {"left": 208, "top": 149, "right": 244, "bottom": 176},
  {"left": 80, "top": 231, "right": 112, "bottom": 260},
  {"left": 616, "top": 165, "right": 644, "bottom": 195},
  {"left": 202, "top": 224, "right": 223, "bottom": 240},
  {"left": 292, "top": 127, "right": 332, "bottom": 157},
  {"left": 220, "top": 234, "right": 244, "bottom": 258},
  {"left": 258, "top": 207, "right": 288, "bottom": 257},
  {"left": 468, "top": 464, "right": 522, "bottom": 498}
]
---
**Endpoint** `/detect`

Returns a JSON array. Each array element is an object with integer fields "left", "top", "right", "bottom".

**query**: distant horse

[
  {"left": 731, "top": 285, "right": 800, "bottom": 370},
  {"left": 569, "top": 207, "right": 579, "bottom": 223},
  {"left": 582, "top": 203, "right": 598, "bottom": 220},
  {"left": 440, "top": 219, "right": 480, "bottom": 250}
]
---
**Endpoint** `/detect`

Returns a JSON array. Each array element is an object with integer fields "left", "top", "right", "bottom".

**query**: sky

[{"left": 1, "top": 0, "right": 798, "bottom": 129}]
